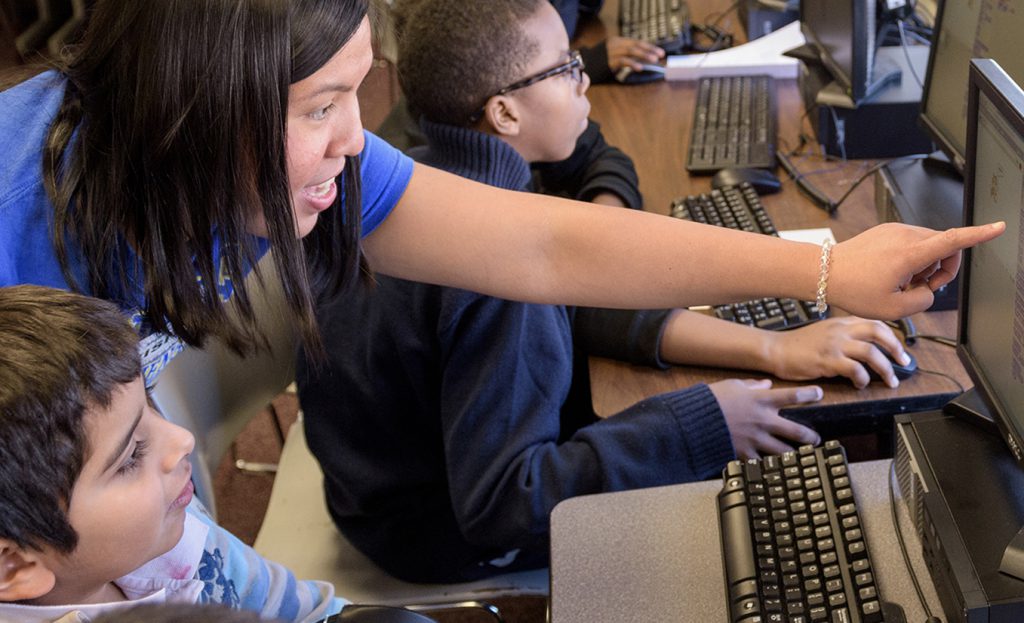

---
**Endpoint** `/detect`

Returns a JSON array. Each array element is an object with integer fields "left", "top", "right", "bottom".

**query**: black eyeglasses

[{"left": 468, "top": 51, "right": 585, "bottom": 123}]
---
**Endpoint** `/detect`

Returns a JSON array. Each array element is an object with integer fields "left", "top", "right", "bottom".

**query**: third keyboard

[{"left": 687, "top": 74, "right": 777, "bottom": 173}]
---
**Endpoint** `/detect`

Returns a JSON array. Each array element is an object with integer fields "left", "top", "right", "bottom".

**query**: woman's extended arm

[{"left": 364, "top": 164, "right": 1003, "bottom": 320}]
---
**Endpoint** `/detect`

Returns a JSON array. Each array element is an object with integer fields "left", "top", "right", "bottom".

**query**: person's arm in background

[
  {"left": 548, "top": 0, "right": 663, "bottom": 83},
  {"left": 579, "top": 37, "right": 665, "bottom": 83},
  {"left": 657, "top": 311, "right": 911, "bottom": 389}
]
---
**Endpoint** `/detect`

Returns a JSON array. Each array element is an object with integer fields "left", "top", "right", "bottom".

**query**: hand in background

[
  {"left": 765, "top": 317, "right": 908, "bottom": 389},
  {"left": 830, "top": 222, "right": 1004, "bottom": 319},
  {"left": 710, "top": 379, "right": 822, "bottom": 460},
  {"left": 604, "top": 36, "right": 664, "bottom": 73}
]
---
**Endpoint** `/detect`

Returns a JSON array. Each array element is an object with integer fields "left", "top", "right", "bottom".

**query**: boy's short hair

[
  {"left": 396, "top": 0, "right": 546, "bottom": 126},
  {"left": 0, "top": 285, "right": 141, "bottom": 553}
]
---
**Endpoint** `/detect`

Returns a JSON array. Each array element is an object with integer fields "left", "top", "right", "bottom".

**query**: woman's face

[{"left": 252, "top": 17, "right": 373, "bottom": 239}]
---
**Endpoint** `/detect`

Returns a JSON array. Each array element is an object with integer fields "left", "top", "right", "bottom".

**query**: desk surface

[
  {"left": 549, "top": 460, "right": 944, "bottom": 622},
  {"left": 579, "top": 0, "right": 968, "bottom": 420}
]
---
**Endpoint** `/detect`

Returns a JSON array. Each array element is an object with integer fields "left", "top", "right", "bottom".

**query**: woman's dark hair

[
  {"left": 42, "top": 0, "right": 369, "bottom": 356},
  {"left": 0, "top": 285, "right": 142, "bottom": 553}
]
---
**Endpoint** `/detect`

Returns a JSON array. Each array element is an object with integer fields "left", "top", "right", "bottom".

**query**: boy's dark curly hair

[
  {"left": 396, "top": 0, "right": 546, "bottom": 126},
  {"left": 0, "top": 285, "right": 140, "bottom": 554}
]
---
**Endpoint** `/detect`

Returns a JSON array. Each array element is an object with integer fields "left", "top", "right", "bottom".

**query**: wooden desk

[{"left": 577, "top": 2, "right": 968, "bottom": 431}]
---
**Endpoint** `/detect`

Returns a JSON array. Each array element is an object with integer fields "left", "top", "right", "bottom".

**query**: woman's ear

[
  {"left": 0, "top": 541, "right": 56, "bottom": 602},
  {"left": 483, "top": 95, "right": 521, "bottom": 137}
]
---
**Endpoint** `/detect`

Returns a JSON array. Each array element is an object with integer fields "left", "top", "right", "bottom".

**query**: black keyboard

[
  {"left": 619, "top": 0, "right": 691, "bottom": 55},
  {"left": 717, "top": 441, "right": 888, "bottom": 623},
  {"left": 670, "top": 183, "right": 825, "bottom": 330},
  {"left": 688, "top": 74, "right": 777, "bottom": 173}
]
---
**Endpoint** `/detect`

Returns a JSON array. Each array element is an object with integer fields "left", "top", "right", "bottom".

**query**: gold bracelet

[{"left": 815, "top": 239, "right": 833, "bottom": 316}]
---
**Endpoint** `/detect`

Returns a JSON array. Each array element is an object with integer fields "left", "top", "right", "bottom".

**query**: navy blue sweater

[{"left": 297, "top": 120, "right": 735, "bottom": 583}]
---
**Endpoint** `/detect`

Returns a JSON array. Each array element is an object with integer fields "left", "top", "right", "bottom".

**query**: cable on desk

[
  {"left": 884, "top": 320, "right": 957, "bottom": 348},
  {"left": 826, "top": 106, "right": 849, "bottom": 162},
  {"left": 896, "top": 20, "right": 925, "bottom": 89},
  {"left": 830, "top": 154, "right": 930, "bottom": 212},
  {"left": 888, "top": 460, "right": 943, "bottom": 623},
  {"left": 915, "top": 335, "right": 957, "bottom": 348},
  {"left": 915, "top": 367, "right": 965, "bottom": 393},
  {"left": 705, "top": 0, "right": 744, "bottom": 28}
]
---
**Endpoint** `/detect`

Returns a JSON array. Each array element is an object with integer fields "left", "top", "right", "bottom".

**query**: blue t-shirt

[{"left": 0, "top": 71, "right": 414, "bottom": 384}]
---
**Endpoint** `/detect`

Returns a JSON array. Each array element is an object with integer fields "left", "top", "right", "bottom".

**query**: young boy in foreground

[{"left": 0, "top": 285, "right": 345, "bottom": 622}]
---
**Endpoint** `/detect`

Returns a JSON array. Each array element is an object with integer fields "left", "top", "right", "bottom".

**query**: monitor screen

[
  {"left": 800, "top": 0, "right": 877, "bottom": 102},
  {"left": 920, "top": 0, "right": 1024, "bottom": 175},
  {"left": 960, "top": 59, "right": 1024, "bottom": 465}
]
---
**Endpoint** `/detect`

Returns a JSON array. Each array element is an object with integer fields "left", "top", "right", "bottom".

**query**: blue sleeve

[
  {"left": 190, "top": 506, "right": 347, "bottom": 622},
  {"left": 359, "top": 130, "right": 414, "bottom": 237}
]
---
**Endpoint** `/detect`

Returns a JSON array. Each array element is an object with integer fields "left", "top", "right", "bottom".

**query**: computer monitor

[
  {"left": 919, "top": 0, "right": 1024, "bottom": 175},
  {"left": 958, "top": 58, "right": 1024, "bottom": 467},
  {"left": 799, "top": 0, "right": 900, "bottom": 103}
]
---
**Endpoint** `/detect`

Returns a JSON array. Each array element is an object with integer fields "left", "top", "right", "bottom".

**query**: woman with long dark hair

[{"left": 0, "top": 0, "right": 1002, "bottom": 386}]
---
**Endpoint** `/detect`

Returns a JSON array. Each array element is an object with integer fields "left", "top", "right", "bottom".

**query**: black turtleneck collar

[{"left": 409, "top": 117, "right": 534, "bottom": 192}]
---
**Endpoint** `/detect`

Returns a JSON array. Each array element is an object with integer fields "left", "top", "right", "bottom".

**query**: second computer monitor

[
  {"left": 919, "top": 0, "right": 1024, "bottom": 175},
  {"left": 959, "top": 58, "right": 1024, "bottom": 466},
  {"left": 800, "top": 0, "right": 894, "bottom": 103}
]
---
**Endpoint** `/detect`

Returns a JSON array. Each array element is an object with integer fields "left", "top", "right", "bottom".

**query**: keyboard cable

[
  {"left": 817, "top": 153, "right": 932, "bottom": 213},
  {"left": 896, "top": 20, "right": 926, "bottom": 89},
  {"left": 888, "top": 460, "right": 944, "bottom": 623}
]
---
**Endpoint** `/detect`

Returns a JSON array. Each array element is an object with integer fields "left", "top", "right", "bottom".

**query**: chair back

[
  {"left": 151, "top": 253, "right": 298, "bottom": 517},
  {"left": 254, "top": 421, "right": 550, "bottom": 606}
]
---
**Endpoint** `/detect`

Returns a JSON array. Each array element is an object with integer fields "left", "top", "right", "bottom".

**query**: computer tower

[
  {"left": 894, "top": 408, "right": 1024, "bottom": 622},
  {"left": 798, "top": 45, "right": 934, "bottom": 159}
]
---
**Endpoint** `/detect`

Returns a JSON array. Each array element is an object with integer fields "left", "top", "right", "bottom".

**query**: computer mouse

[
  {"left": 615, "top": 64, "right": 666, "bottom": 85},
  {"left": 711, "top": 167, "right": 782, "bottom": 195},
  {"left": 868, "top": 351, "right": 918, "bottom": 383},
  {"left": 328, "top": 605, "right": 437, "bottom": 622}
]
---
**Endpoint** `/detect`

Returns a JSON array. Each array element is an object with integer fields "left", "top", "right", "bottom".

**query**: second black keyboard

[
  {"left": 687, "top": 74, "right": 777, "bottom": 173},
  {"left": 670, "top": 183, "right": 826, "bottom": 330},
  {"left": 717, "top": 441, "right": 889, "bottom": 623},
  {"left": 619, "top": 0, "right": 691, "bottom": 55}
]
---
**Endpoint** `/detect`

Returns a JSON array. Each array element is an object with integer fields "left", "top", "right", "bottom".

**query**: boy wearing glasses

[{"left": 298, "top": 0, "right": 910, "bottom": 583}]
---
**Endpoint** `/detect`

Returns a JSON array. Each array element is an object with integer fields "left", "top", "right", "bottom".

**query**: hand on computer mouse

[
  {"left": 604, "top": 35, "right": 665, "bottom": 74},
  {"left": 615, "top": 63, "right": 665, "bottom": 84},
  {"left": 710, "top": 379, "right": 822, "bottom": 460},
  {"left": 761, "top": 317, "right": 910, "bottom": 389}
]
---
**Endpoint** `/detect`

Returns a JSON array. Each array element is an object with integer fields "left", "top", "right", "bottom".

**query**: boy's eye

[
  {"left": 310, "top": 102, "right": 336, "bottom": 121},
  {"left": 116, "top": 438, "right": 149, "bottom": 476}
]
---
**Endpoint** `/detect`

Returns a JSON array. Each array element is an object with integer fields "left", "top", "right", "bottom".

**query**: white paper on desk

[
  {"left": 778, "top": 227, "right": 836, "bottom": 245},
  {"left": 665, "top": 21, "right": 805, "bottom": 81}
]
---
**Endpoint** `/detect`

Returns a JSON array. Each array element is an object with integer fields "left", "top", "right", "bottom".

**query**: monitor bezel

[
  {"left": 918, "top": 0, "right": 967, "bottom": 175},
  {"left": 799, "top": 0, "right": 874, "bottom": 102},
  {"left": 958, "top": 58, "right": 1024, "bottom": 466}
]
